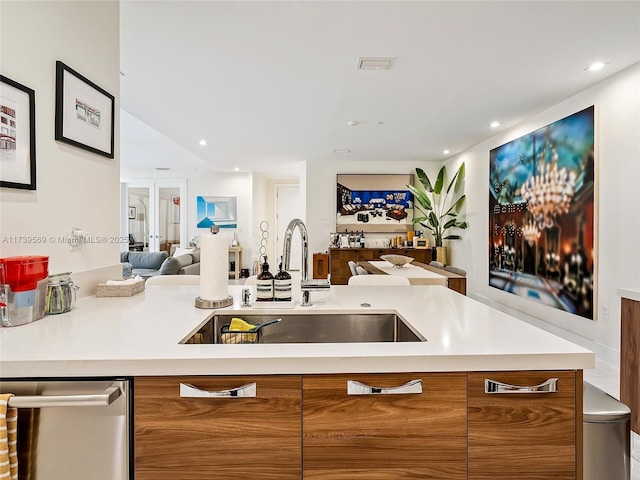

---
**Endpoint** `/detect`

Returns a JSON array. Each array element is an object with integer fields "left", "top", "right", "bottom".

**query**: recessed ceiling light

[
  {"left": 333, "top": 149, "right": 351, "bottom": 154},
  {"left": 155, "top": 167, "right": 171, "bottom": 171},
  {"left": 490, "top": 121, "right": 501, "bottom": 128},
  {"left": 586, "top": 61, "right": 606, "bottom": 72},
  {"left": 347, "top": 120, "right": 359, "bottom": 127},
  {"left": 234, "top": 167, "right": 240, "bottom": 172},
  {"left": 377, "top": 121, "right": 385, "bottom": 125},
  {"left": 443, "top": 149, "right": 450, "bottom": 155},
  {"left": 356, "top": 57, "right": 395, "bottom": 70},
  {"left": 199, "top": 139, "right": 207, "bottom": 146}
]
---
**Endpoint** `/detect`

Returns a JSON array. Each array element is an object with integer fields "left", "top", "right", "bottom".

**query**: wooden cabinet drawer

[
  {"left": 468, "top": 370, "right": 579, "bottom": 480},
  {"left": 135, "top": 375, "right": 302, "bottom": 480},
  {"left": 303, "top": 373, "right": 467, "bottom": 479}
]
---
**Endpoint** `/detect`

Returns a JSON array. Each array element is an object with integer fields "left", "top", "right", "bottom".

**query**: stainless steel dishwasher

[{"left": 0, "top": 378, "right": 131, "bottom": 480}]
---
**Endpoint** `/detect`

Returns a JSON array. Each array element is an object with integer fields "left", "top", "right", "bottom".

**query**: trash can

[{"left": 583, "top": 381, "right": 631, "bottom": 480}]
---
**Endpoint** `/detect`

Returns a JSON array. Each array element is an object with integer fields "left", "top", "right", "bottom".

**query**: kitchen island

[{"left": 1, "top": 284, "right": 594, "bottom": 479}]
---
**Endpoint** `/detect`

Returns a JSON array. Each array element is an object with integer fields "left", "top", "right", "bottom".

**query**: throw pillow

[
  {"left": 189, "top": 249, "right": 200, "bottom": 263},
  {"left": 159, "top": 254, "right": 193, "bottom": 275},
  {"left": 172, "top": 247, "right": 194, "bottom": 257}
]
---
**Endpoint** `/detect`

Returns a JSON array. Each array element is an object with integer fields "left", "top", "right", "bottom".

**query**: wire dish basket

[
  {"left": 219, "top": 318, "right": 281, "bottom": 344},
  {"left": 220, "top": 325, "right": 260, "bottom": 344}
]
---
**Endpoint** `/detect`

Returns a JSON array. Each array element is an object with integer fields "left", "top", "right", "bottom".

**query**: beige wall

[{"left": 0, "top": 1, "right": 121, "bottom": 275}]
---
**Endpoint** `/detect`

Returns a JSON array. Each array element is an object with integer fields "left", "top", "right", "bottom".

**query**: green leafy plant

[{"left": 406, "top": 163, "right": 468, "bottom": 247}]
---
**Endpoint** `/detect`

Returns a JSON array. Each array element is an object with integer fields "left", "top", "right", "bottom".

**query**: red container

[{"left": 0, "top": 255, "right": 49, "bottom": 292}]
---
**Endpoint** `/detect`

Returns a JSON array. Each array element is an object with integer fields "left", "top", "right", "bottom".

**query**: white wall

[
  {"left": 0, "top": 1, "right": 120, "bottom": 275},
  {"left": 187, "top": 172, "right": 253, "bottom": 270},
  {"left": 448, "top": 64, "right": 640, "bottom": 364}
]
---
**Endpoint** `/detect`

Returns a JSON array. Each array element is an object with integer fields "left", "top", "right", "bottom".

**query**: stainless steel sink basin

[{"left": 183, "top": 313, "right": 426, "bottom": 344}]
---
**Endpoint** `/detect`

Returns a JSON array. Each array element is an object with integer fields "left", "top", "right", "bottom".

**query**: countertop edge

[
  {"left": 617, "top": 288, "right": 640, "bottom": 302},
  {"left": 0, "top": 352, "right": 594, "bottom": 378}
]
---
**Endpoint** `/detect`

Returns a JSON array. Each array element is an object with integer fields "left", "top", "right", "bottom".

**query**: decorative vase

[{"left": 436, "top": 246, "right": 448, "bottom": 266}]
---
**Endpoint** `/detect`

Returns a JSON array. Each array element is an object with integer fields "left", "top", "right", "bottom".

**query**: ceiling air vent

[{"left": 357, "top": 57, "right": 395, "bottom": 70}]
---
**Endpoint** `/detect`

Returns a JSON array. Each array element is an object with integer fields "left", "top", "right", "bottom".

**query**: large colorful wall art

[
  {"left": 489, "top": 106, "right": 595, "bottom": 319},
  {"left": 336, "top": 174, "right": 414, "bottom": 233}
]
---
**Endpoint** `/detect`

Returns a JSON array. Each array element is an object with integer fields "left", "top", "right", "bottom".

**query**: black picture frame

[
  {"left": 128, "top": 206, "right": 136, "bottom": 220},
  {"left": 0, "top": 75, "right": 36, "bottom": 190},
  {"left": 55, "top": 61, "right": 114, "bottom": 158}
]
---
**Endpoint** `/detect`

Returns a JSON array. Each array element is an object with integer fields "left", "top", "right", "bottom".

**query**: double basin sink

[{"left": 183, "top": 313, "right": 426, "bottom": 344}]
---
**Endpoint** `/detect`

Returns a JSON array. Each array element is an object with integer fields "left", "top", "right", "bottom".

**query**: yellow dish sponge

[
  {"left": 229, "top": 317, "right": 256, "bottom": 332},
  {"left": 223, "top": 317, "right": 257, "bottom": 343}
]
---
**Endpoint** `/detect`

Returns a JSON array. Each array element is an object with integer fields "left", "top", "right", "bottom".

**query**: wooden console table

[{"left": 619, "top": 288, "right": 640, "bottom": 434}]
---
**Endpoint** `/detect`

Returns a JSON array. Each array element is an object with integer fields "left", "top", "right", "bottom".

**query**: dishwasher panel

[{"left": 0, "top": 378, "right": 130, "bottom": 480}]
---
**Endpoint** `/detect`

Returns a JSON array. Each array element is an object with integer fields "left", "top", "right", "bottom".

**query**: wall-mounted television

[{"left": 336, "top": 174, "right": 414, "bottom": 233}]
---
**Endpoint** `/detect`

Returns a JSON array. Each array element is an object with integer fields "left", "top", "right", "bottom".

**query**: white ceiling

[{"left": 119, "top": 1, "right": 640, "bottom": 177}]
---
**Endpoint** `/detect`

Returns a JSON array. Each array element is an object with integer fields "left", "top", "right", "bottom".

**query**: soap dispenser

[
  {"left": 256, "top": 255, "right": 274, "bottom": 301},
  {"left": 274, "top": 258, "right": 292, "bottom": 302}
]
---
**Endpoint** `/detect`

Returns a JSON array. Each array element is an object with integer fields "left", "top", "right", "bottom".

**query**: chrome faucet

[
  {"left": 282, "top": 218, "right": 310, "bottom": 284},
  {"left": 281, "top": 218, "right": 330, "bottom": 306}
]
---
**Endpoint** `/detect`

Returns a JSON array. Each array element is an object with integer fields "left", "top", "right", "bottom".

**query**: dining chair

[
  {"left": 444, "top": 266, "right": 467, "bottom": 276},
  {"left": 348, "top": 275, "right": 410, "bottom": 286},
  {"left": 145, "top": 275, "right": 200, "bottom": 286},
  {"left": 355, "top": 265, "right": 369, "bottom": 275},
  {"left": 348, "top": 260, "right": 358, "bottom": 276}
]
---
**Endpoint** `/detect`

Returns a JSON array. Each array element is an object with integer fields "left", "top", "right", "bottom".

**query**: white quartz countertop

[
  {"left": 618, "top": 288, "right": 640, "bottom": 302},
  {"left": 0, "top": 285, "right": 594, "bottom": 378}
]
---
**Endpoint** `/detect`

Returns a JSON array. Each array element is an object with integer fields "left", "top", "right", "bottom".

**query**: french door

[{"left": 121, "top": 179, "right": 187, "bottom": 252}]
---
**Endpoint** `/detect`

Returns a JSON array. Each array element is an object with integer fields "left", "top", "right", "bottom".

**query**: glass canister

[{"left": 45, "top": 273, "right": 79, "bottom": 315}]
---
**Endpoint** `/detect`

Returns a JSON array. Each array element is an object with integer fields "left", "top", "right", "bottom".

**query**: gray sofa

[{"left": 120, "top": 250, "right": 200, "bottom": 278}]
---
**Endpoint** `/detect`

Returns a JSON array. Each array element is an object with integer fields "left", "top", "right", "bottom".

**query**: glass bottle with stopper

[
  {"left": 274, "top": 257, "right": 292, "bottom": 302},
  {"left": 256, "top": 255, "right": 274, "bottom": 301}
]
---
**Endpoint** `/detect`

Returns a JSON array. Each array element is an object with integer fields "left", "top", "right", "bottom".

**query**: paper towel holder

[
  {"left": 194, "top": 225, "right": 233, "bottom": 309},
  {"left": 195, "top": 296, "right": 233, "bottom": 309}
]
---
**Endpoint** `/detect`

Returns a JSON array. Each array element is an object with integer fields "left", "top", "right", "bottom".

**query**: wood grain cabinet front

[
  {"left": 303, "top": 373, "right": 468, "bottom": 479},
  {"left": 468, "top": 370, "right": 581, "bottom": 480},
  {"left": 134, "top": 375, "right": 302, "bottom": 480}
]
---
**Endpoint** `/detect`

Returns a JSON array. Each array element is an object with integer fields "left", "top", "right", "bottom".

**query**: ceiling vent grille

[{"left": 357, "top": 57, "right": 395, "bottom": 70}]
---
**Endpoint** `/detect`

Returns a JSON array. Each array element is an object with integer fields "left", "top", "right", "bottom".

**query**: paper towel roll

[{"left": 199, "top": 233, "right": 229, "bottom": 301}]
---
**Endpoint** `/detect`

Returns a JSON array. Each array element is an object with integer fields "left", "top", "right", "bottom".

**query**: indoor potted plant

[{"left": 406, "top": 163, "right": 468, "bottom": 265}]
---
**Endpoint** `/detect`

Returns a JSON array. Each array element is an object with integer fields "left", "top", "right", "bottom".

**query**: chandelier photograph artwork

[{"left": 489, "top": 106, "right": 595, "bottom": 319}]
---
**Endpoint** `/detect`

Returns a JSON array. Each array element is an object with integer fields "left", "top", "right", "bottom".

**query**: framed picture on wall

[
  {"left": 196, "top": 195, "right": 237, "bottom": 228},
  {"left": 55, "top": 61, "right": 115, "bottom": 158},
  {"left": 336, "top": 174, "right": 414, "bottom": 233},
  {"left": 128, "top": 206, "right": 136, "bottom": 220},
  {"left": 489, "top": 106, "right": 595, "bottom": 320},
  {"left": 0, "top": 75, "right": 36, "bottom": 190}
]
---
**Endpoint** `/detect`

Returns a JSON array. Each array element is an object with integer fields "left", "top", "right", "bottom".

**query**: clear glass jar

[{"left": 46, "top": 273, "right": 79, "bottom": 315}]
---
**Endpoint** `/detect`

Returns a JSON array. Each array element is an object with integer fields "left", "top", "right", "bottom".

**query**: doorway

[{"left": 121, "top": 180, "right": 187, "bottom": 253}]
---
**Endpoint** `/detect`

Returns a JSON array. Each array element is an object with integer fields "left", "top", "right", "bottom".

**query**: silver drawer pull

[
  {"left": 180, "top": 382, "right": 256, "bottom": 398},
  {"left": 7, "top": 384, "right": 121, "bottom": 408},
  {"left": 347, "top": 379, "right": 422, "bottom": 395},
  {"left": 485, "top": 378, "right": 558, "bottom": 394}
]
